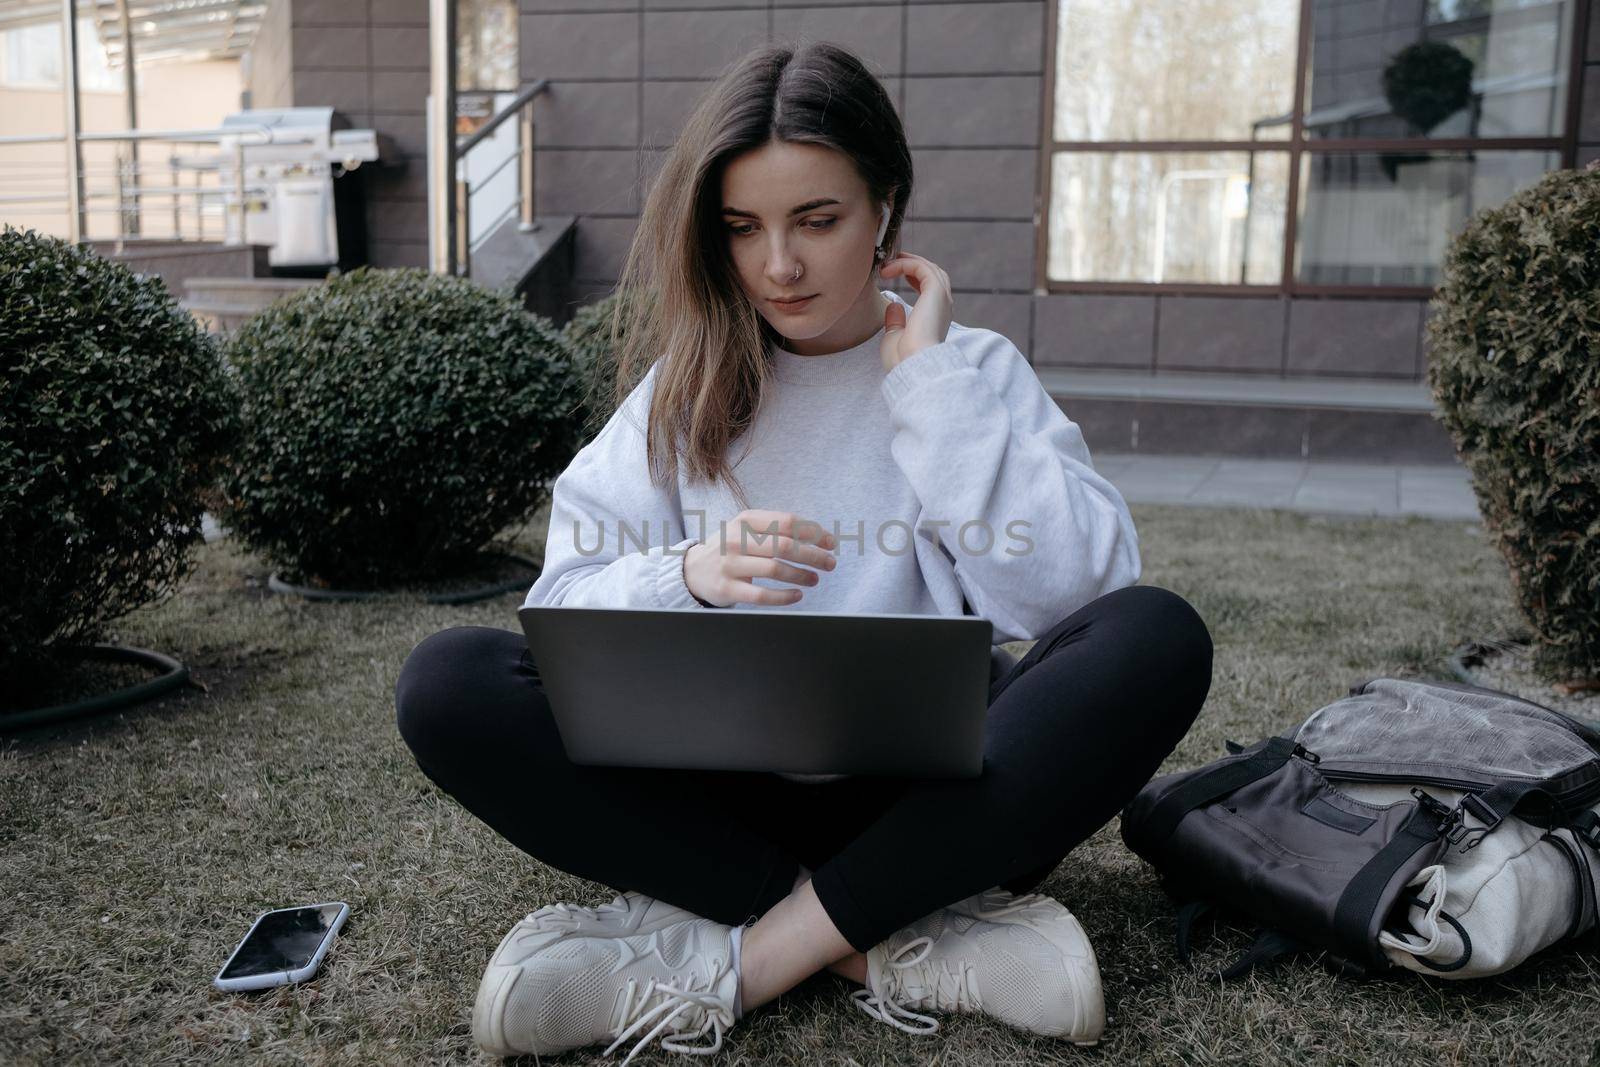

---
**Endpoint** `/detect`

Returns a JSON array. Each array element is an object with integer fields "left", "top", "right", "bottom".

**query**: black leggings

[{"left": 394, "top": 584, "right": 1212, "bottom": 953}]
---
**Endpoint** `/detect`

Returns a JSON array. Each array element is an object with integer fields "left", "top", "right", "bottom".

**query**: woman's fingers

[
  {"left": 729, "top": 524, "right": 837, "bottom": 572},
  {"left": 725, "top": 554, "right": 820, "bottom": 588},
  {"left": 721, "top": 579, "right": 805, "bottom": 606}
]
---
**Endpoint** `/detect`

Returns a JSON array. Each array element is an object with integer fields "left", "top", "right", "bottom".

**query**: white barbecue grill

[{"left": 216, "top": 106, "right": 391, "bottom": 273}]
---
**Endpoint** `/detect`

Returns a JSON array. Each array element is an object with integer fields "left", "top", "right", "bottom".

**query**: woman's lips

[{"left": 771, "top": 295, "right": 816, "bottom": 312}]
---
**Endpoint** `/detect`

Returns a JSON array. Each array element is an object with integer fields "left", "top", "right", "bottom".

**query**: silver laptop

[{"left": 517, "top": 605, "right": 993, "bottom": 778}]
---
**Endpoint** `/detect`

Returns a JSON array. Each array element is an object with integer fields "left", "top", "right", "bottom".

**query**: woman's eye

[{"left": 728, "top": 219, "right": 836, "bottom": 237}]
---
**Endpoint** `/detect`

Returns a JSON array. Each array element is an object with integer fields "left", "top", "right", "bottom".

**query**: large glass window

[
  {"left": 457, "top": 0, "right": 517, "bottom": 93},
  {"left": 1296, "top": 148, "right": 1558, "bottom": 284},
  {"left": 1, "top": 18, "right": 125, "bottom": 93},
  {"left": 1049, "top": 151, "right": 1289, "bottom": 284},
  {"left": 1044, "top": 0, "right": 1582, "bottom": 293}
]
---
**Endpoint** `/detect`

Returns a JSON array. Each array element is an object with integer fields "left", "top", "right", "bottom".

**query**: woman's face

[{"left": 719, "top": 140, "right": 890, "bottom": 357}]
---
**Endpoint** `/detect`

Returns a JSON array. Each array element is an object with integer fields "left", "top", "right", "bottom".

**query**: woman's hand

[
  {"left": 878, "top": 253, "right": 954, "bottom": 372},
  {"left": 683, "top": 509, "right": 838, "bottom": 607}
]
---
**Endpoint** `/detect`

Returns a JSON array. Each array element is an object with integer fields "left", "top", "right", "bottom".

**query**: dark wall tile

[
  {"left": 291, "top": 25, "right": 368, "bottom": 68},
  {"left": 1133, "top": 400, "right": 1307, "bottom": 457},
  {"left": 522, "top": 0, "right": 637, "bottom": 10},
  {"left": 535, "top": 81, "right": 640, "bottom": 147},
  {"left": 1306, "top": 409, "right": 1457, "bottom": 463},
  {"left": 905, "top": 2, "right": 1046, "bottom": 75},
  {"left": 770, "top": 5, "right": 903, "bottom": 78},
  {"left": 1286, "top": 297, "right": 1424, "bottom": 378},
  {"left": 1581, "top": 62, "right": 1600, "bottom": 141},
  {"left": 903, "top": 76, "right": 1040, "bottom": 146},
  {"left": 643, "top": 80, "right": 712, "bottom": 145},
  {"left": 642, "top": 9, "right": 768, "bottom": 79},
  {"left": 909, "top": 148, "right": 1035, "bottom": 218},
  {"left": 368, "top": 239, "right": 428, "bottom": 268},
  {"left": 371, "top": 111, "right": 426, "bottom": 155},
  {"left": 532, "top": 149, "right": 642, "bottom": 215},
  {"left": 1157, "top": 295, "right": 1284, "bottom": 373},
  {"left": 371, "top": 0, "right": 429, "bottom": 25},
  {"left": 950, "top": 291, "right": 1033, "bottom": 353},
  {"left": 897, "top": 219, "right": 1034, "bottom": 289},
  {"left": 294, "top": 0, "right": 368, "bottom": 27},
  {"left": 1033, "top": 294, "right": 1155, "bottom": 369},
  {"left": 370, "top": 27, "right": 429, "bottom": 69},
  {"left": 522, "top": 12, "right": 641, "bottom": 80},
  {"left": 293, "top": 68, "right": 370, "bottom": 112},
  {"left": 370, "top": 69, "right": 430, "bottom": 111},
  {"left": 1049, "top": 397, "right": 1136, "bottom": 453}
]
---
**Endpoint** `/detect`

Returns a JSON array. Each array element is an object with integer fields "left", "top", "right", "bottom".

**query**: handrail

[
  {"left": 458, "top": 79, "right": 548, "bottom": 155},
  {"left": 0, "top": 125, "right": 297, "bottom": 148},
  {"left": 469, "top": 144, "right": 522, "bottom": 191},
  {"left": 448, "top": 79, "right": 550, "bottom": 277},
  {"left": 0, "top": 121, "right": 299, "bottom": 246}
]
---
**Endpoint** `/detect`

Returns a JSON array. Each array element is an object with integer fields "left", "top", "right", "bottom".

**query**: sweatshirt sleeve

[
  {"left": 879, "top": 326, "right": 1141, "bottom": 644},
  {"left": 523, "top": 364, "right": 705, "bottom": 611}
]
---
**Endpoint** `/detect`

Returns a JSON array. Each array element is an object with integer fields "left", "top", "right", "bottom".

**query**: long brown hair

[{"left": 603, "top": 41, "right": 914, "bottom": 510}]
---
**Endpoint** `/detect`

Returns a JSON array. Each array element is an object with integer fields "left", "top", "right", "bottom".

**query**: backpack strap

[
  {"left": 1173, "top": 899, "right": 1313, "bottom": 980},
  {"left": 1569, "top": 808, "right": 1600, "bottom": 852},
  {"left": 1456, "top": 781, "right": 1569, "bottom": 849},
  {"left": 1332, "top": 801, "right": 1449, "bottom": 966},
  {"left": 1140, "top": 736, "right": 1300, "bottom": 843}
]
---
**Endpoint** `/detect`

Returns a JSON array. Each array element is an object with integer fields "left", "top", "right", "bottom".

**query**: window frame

[{"left": 1033, "top": 0, "right": 1593, "bottom": 299}]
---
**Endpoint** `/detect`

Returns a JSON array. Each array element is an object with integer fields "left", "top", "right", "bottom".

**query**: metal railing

[
  {"left": 450, "top": 79, "right": 550, "bottom": 277},
  {"left": 0, "top": 125, "right": 312, "bottom": 252}
]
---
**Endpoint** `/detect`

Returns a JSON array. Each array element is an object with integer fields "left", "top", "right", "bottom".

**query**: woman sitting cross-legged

[{"left": 394, "top": 39, "right": 1212, "bottom": 1065}]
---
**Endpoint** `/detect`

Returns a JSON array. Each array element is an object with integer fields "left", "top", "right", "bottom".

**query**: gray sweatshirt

[{"left": 524, "top": 288, "right": 1142, "bottom": 780}]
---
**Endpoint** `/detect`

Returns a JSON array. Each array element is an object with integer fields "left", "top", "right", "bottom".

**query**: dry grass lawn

[{"left": 4, "top": 502, "right": 1597, "bottom": 1066}]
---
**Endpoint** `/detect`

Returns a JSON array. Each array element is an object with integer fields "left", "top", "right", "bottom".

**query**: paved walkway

[{"left": 1092, "top": 453, "right": 1479, "bottom": 521}]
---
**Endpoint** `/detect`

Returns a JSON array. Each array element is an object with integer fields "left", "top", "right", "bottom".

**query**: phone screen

[{"left": 220, "top": 904, "right": 343, "bottom": 980}]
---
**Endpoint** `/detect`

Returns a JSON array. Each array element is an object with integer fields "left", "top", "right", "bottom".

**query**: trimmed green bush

[
  {"left": 218, "top": 267, "right": 584, "bottom": 587},
  {"left": 1425, "top": 164, "right": 1600, "bottom": 681},
  {"left": 559, "top": 287, "right": 653, "bottom": 446},
  {"left": 0, "top": 226, "right": 240, "bottom": 692}
]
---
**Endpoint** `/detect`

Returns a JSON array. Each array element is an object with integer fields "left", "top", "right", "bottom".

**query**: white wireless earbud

[{"left": 874, "top": 203, "right": 892, "bottom": 247}]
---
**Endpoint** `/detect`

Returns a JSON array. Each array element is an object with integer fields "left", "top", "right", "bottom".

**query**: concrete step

[
  {"left": 95, "top": 241, "right": 273, "bottom": 296},
  {"left": 1092, "top": 451, "right": 1478, "bottom": 520},
  {"left": 185, "top": 276, "right": 323, "bottom": 298},
  {"left": 182, "top": 277, "right": 323, "bottom": 334},
  {"left": 1038, "top": 367, "right": 1455, "bottom": 464},
  {"left": 471, "top": 213, "right": 578, "bottom": 325}
]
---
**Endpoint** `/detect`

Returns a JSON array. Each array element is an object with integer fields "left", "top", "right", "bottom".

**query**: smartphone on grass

[{"left": 213, "top": 902, "right": 349, "bottom": 992}]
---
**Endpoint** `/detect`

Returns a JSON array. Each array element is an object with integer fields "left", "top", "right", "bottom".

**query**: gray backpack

[{"left": 1121, "top": 676, "right": 1600, "bottom": 979}]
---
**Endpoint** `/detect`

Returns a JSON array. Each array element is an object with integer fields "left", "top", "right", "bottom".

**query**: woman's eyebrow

[{"left": 721, "top": 197, "right": 842, "bottom": 219}]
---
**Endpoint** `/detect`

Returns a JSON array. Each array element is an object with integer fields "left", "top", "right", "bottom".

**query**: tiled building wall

[
  {"left": 243, "top": 0, "right": 294, "bottom": 110},
  {"left": 517, "top": 0, "right": 1599, "bottom": 381},
  {"left": 258, "top": 0, "right": 1599, "bottom": 376},
  {"left": 518, "top": 0, "right": 1046, "bottom": 341},
  {"left": 285, "top": 0, "right": 434, "bottom": 270}
]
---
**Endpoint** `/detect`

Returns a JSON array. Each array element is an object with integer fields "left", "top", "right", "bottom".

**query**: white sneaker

[
  {"left": 513, "top": 890, "right": 702, "bottom": 939},
  {"left": 472, "top": 914, "right": 741, "bottom": 1065},
  {"left": 852, "top": 888, "right": 1105, "bottom": 1045}
]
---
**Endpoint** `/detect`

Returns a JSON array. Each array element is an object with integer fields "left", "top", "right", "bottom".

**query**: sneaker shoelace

[
  {"left": 850, "top": 935, "right": 981, "bottom": 1035},
  {"left": 602, "top": 964, "right": 734, "bottom": 1067},
  {"left": 961, "top": 888, "right": 1055, "bottom": 920},
  {"left": 526, "top": 893, "right": 631, "bottom": 928}
]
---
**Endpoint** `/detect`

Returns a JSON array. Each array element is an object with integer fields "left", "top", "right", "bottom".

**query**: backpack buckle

[
  {"left": 1453, "top": 793, "right": 1502, "bottom": 852},
  {"left": 1570, "top": 810, "right": 1600, "bottom": 851},
  {"left": 1411, "top": 787, "right": 1469, "bottom": 844},
  {"left": 1290, "top": 742, "right": 1321, "bottom": 765},
  {"left": 1460, "top": 793, "right": 1502, "bottom": 831}
]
